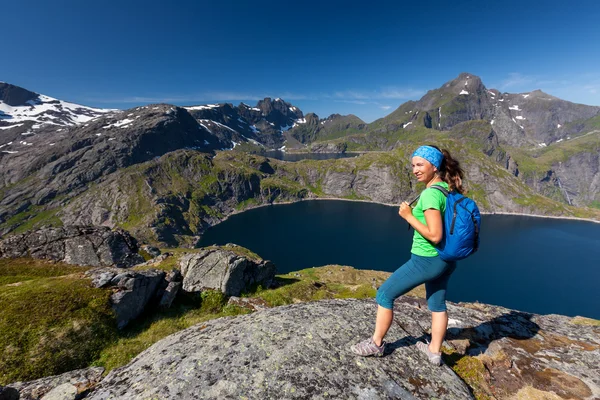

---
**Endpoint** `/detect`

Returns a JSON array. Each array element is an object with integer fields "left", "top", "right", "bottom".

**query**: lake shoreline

[{"left": 225, "top": 196, "right": 600, "bottom": 225}]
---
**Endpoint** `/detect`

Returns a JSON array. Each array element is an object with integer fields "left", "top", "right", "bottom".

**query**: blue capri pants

[{"left": 376, "top": 254, "right": 457, "bottom": 312}]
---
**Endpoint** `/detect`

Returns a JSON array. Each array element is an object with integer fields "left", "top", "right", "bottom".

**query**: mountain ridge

[{"left": 1, "top": 74, "right": 599, "bottom": 241}]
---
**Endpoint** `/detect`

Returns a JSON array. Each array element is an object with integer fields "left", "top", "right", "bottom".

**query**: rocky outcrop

[
  {"left": 86, "top": 267, "right": 166, "bottom": 329},
  {"left": 310, "top": 141, "right": 348, "bottom": 153},
  {"left": 0, "top": 226, "right": 144, "bottom": 267},
  {"left": 84, "top": 298, "right": 600, "bottom": 399},
  {"left": 86, "top": 299, "right": 472, "bottom": 399},
  {"left": 158, "top": 269, "right": 183, "bottom": 309},
  {"left": 180, "top": 245, "right": 276, "bottom": 296},
  {"left": 6, "top": 367, "right": 104, "bottom": 400}
]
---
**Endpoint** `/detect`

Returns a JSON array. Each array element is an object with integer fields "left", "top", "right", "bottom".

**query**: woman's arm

[{"left": 398, "top": 203, "right": 443, "bottom": 244}]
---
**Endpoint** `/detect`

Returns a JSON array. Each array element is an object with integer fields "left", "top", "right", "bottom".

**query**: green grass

[
  {"left": 0, "top": 258, "right": 88, "bottom": 285},
  {"left": 0, "top": 259, "right": 115, "bottom": 384},
  {"left": 93, "top": 291, "right": 251, "bottom": 373},
  {"left": 2, "top": 207, "right": 63, "bottom": 235}
]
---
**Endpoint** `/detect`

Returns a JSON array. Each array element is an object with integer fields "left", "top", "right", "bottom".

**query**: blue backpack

[{"left": 429, "top": 185, "right": 481, "bottom": 261}]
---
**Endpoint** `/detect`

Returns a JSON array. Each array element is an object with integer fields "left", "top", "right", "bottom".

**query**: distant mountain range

[{"left": 1, "top": 74, "right": 599, "bottom": 244}]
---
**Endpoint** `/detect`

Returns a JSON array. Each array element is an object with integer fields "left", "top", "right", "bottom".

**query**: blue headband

[{"left": 412, "top": 146, "right": 443, "bottom": 169}]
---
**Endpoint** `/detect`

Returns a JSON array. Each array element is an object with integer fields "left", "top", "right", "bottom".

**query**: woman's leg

[
  {"left": 429, "top": 311, "right": 448, "bottom": 353},
  {"left": 425, "top": 261, "right": 457, "bottom": 354},
  {"left": 373, "top": 255, "right": 448, "bottom": 341},
  {"left": 372, "top": 306, "right": 393, "bottom": 346}
]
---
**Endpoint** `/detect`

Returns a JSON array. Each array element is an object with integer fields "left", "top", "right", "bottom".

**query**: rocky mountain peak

[
  {"left": 256, "top": 97, "right": 303, "bottom": 119},
  {"left": 0, "top": 82, "right": 114, "bottom": 129},
  {"left": 0, "top": 82, "right": 39, "bottom": 107},
  {"left": 443, "top": 72, "right": 485, "bottom": 94}
]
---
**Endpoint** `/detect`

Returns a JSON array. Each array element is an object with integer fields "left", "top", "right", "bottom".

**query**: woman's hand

[{"left": 398, "top": 202, "right": 412, "bottom": 220}]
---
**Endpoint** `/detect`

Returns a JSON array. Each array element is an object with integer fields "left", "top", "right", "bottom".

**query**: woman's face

[{"left": 411, "top": 156, "right": 437, "bottom": 182}]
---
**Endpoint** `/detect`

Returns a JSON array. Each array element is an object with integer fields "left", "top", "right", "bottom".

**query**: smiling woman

[{"left": 349, "top": 145, "right": 466, "bottom": 365}]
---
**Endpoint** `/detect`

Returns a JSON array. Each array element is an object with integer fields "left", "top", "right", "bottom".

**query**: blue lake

[{"left": 197, "top": 200, "right": 600, "bottom": 319}]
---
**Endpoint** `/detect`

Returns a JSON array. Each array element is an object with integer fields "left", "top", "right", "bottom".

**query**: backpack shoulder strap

[
  {"left": 429, "top": 184, "right": 449, "bottom": 197},
  {"left": 407, "top": 184, "right": 448, "bottom": 206}
]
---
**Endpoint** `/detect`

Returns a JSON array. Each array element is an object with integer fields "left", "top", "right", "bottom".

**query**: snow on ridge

[
  {"left": 0, "top": 95, "right": 113, "bottom": 126},
  {"left": 199, "top": 119, "right": 237, "bottom": 133},
  {"left": 199, "top": 123, "right": 212, "bottom": 133},
  {"left": 509, "top": 105, "right": 520, "bottom": 111},
  {"left": 184, "top": 104, "right": 221, "bottom": 111},
  {"left": 248, "top": 138, "right": 264, "bottom": 147},
  {"left": 459, "top": 90, "right": 469, "bottom": 95},
  {"left": 515, "top": 116, "right": 525, "bottom": 120},
  {"left": 522, "top": 94, "right": 530, "bottom": 98},
  {"left": 250, "top": 125, "right": 260, "bottom": 134},
  {"left": 0, "top": 123, "right": 24, "bottom": 130},
  {"left": 403, "top": 121, "right": 412, "bottom": 128},
  {"left": 557, "top": 124, "right": 562, "bottom": 128},
  {"left": 103, "top": 118, "right": 134, "bottom": 129},
  {"left": 491, "top": 119, "right": 495, "bottom": 125}
]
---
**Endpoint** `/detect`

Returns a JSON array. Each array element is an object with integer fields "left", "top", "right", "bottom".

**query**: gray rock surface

[
  {"left": 0, "top": 226, "right": 144, "bottom": 267},
  {"left": 159, "top": 281, "right": 181, "bottom": 309},
  {"left": 86, "top": 299, "right": 473, "bottom": 400},
  {"left": 158, "top": 268, "right": 183, "bottom": 309},
  {"left": 180, "top": 245, "right": 276, "bottom": 296},
  {"left": 86, "top": 298, "right": 600, "bottom": 400},
  {"left": 40, "top": 383, "right": 78, "bottom": 400},
  {"left": 7, "top": 367, "right": 103, "bottom": 400},
  {"left": 86, "top": 267, "right": 166, "bottom": 329}
]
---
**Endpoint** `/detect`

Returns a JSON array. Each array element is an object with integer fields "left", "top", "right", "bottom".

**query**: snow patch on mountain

[
  {"left": 0, "top": 93, "right": 114, "bottom": 127},
  {"left": 184, "top": 104, "right": 221, "bottom": 111}
]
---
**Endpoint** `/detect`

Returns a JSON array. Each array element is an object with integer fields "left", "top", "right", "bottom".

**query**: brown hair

[{"left": 428, "top": 145, "right": 465, "bottom": 194}]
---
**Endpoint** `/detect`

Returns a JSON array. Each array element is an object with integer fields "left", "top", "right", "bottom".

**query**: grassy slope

[{"left": 0, "top": 259, "right": 115, "bottom": 384}]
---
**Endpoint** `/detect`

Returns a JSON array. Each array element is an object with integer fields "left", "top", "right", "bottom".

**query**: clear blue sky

[{"left": 3, "top": 0, "right": 600, "bottom": 122}]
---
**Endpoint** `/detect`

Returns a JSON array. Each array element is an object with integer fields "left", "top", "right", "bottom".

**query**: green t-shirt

[{"left": 410, "top": 182, "right": 448, "bottom": 257}]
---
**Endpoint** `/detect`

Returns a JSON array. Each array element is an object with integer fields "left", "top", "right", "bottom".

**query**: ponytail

[{"left": 428, "top": 145, "right": 465, "bottom": 194}]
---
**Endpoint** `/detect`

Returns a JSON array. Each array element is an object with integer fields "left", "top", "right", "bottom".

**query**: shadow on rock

[{"left": 385, "top": 310, "right": 540, "bottom": 360}]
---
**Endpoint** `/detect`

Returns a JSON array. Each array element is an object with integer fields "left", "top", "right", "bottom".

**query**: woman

[{"left": 350, "top": 144, "right": 465, "bottom": 366}]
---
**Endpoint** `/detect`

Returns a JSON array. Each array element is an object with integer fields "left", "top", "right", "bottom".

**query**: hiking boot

[
  {"left": 350, "top": 338, "right": 386, "bottom": 357},
  {"left": 416, "top": 341, "right": 442, "bottom": 366}
]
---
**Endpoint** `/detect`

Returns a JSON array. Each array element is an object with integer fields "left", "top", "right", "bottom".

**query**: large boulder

[
  {"left": 85, "top": 299, "right": 473, "bottom": 399},
  {"left": 0, "top": 226, "right": 144, "bottom": 267},
  {"left": 180, "top": 244, "right": 276, "bottom": 296},
  {"left": 5, "top": 367, "right": 104, "bottom": 400},
  {"left": 85, "top": 297, "right": 600, "bottom": 400},
  {"left": 86, "top": 267, "right": 166, "bottom": 329}
]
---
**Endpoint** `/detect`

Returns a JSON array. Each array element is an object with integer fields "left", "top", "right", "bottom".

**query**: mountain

[
  {"left": 328, "top": 73, "right": 600, "bottom": 208},
  {"left": 0, "top": 104, "right": 231, "bottom": 231},
  {"left": 0, "top": 76, "right": 599, "bottom": 243},
  {"left": 371, "top": 73, "right": 600, "bottom": 148},
  {"left": 0, "top": 82, "right": 115, "bottom": 134},
  {"left": 184, "top": 97, "right": 306, "bottom": 149},
  {"left": 288, "top": 113, "right": 367, "bottom": 144}
]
